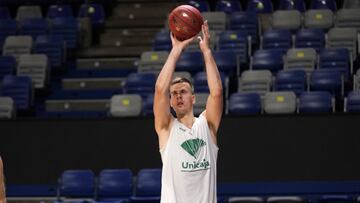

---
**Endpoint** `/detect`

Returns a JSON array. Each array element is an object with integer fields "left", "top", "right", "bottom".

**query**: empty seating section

[{"left": 1, "top": 0, "right": 360, "bottom": 118}]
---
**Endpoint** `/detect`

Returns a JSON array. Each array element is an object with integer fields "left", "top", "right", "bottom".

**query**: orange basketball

[{"left": 168, "top": 5, "right": 204, "bottom": 41}]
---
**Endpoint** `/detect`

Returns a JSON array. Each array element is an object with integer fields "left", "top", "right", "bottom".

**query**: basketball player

[
  {"left": 0, "top": 157, "right": 5, "bottom": 203},
  {"left": 154, "top": 21, "right": 223, "bottom": 203}
]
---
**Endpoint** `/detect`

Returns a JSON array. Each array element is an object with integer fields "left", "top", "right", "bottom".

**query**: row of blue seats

[
  {"left": 188, "top": 0, "right": 355, "bottom": 13},
  {"left": 0, "top": 19, "right": 79, "bottom": 49},
  {"left": 56, "top": 168, "right": 161, "bottom": 203},
  {"left": 51, "top": 169, "right": 360, "bottom": 203},
  {"left": 0, "top": 73, "right": 360, "bottom": 115},
  {"left": 0, "top": 3, "right": 105, "bottom": 27}
]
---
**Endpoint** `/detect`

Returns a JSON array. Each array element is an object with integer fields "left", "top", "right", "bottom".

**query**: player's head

[{"left": 169, "top": 77, "right": 195, "bottom": 116}]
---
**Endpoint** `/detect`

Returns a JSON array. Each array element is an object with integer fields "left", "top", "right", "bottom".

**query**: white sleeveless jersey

[{"left": 160, "top": 114, "right": 218, "bottom": 203}]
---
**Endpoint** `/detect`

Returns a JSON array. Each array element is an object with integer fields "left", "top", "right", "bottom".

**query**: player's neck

[{"left": 177, "top": 113, "right": 195, "bottom": 129}]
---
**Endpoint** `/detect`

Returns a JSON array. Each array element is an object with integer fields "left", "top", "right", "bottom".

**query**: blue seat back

[
  {"left": 346, "top": 91, "right": 360, "bottom": 112},
  {"left": 176, "top": 51, "right": 204, "bottom": 74},
  {"left": 187, "top": 0, "right": 210, "bottom": 12},
  {"left": 144, "top": 94, "right": 154, "bottom": 116},
  {"left": 228, "top": 11, "right": 258, "bottom": 44},
  {"left": 135, "top": 168, "right": 161, "bottom": 197},
  {"left": 318, "top": 48, "right": 350, "bottom": 81},
  {"left": 262, "top": 29, "right": 292, "bottom": 53},
  {"left": 20, "top": 18, "right": 49, "bottom": 39},
  {"left": 47, "top": 5, "right": 73, "bottom": 19},
  {"left": 59, "top": 169, "right": 95, "bottom": 198},
  {"left": 0, "top": 56, "right": 16, "bottom": 80},
  {"left": 193, "top": 71, "right": 227, "bottom": 93},
  {"left": 310, "top": 69, "right": 342, "bottom": 95},
  {"left": 311, "top": 0, "right": 337, "bottom": 11},
  {"left": 216, "top": 0, "right": 242, "bottom": 14},
  {"left": 213, "top": 50, "right": 238, "bottom": 76},
  {"left": 34, "top": 35, "right": 64, "bottom": 67},
  {"left": 1, "top": 75, "right": 32, "bottom": 110},
  {"left": 78, "top": 4, "right": 105, "bottom": 27},
  {"left": 299, "top": 91, "right": 333, "bottom": 113},
  {"left": 279, "top": 0, "right": 306, "bottom": 12},
  {"left": 247, "top": 0, "right": 273, "bottom": 13},
  {"left": 218, "top": 30, "right": 248, "bottom": 63},
  {"left": 153, "top": 30, "right": 171, "bottom": 51},
  {"left": 295, "top": 28, "right": 325, "bottom": 52},
  {"left": 275, "top": 69, "right": 307, "bottom": 95},
  {"left": 0, "top": 19, "right": 17, "bottom": 48},
  {"left": 124, "top": 73, "right": 156, "bottom": 98},
  {"left": 98, "top": 169, "right": 133, "bottom": 198},
  {"left": 229, "top": 92, "right": 262, "bottom": 115},
  {"left": 252, "top": 49, "right": 284, "bottom": 73},
  {"left": 51, "top": 17, "right": 78, "bottom": 48}
]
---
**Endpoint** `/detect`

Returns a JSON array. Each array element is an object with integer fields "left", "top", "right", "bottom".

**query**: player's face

[{"left": 170, "top": 82, "right": 195, "bottom": 115}]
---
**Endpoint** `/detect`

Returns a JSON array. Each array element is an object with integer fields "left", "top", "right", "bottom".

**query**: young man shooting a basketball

[
  {"left": 0, "top": 157, "right": 6, "bottom": 203},
  {"left": 154, "top": 21, "right": 223, "bottom": 203}
]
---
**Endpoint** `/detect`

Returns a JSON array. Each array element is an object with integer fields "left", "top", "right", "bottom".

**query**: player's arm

[
  {"left": 199, "top": 22, "right": 223, "bottom": 135},
  {"left": 0, "top": 157, "right": 6, "bottom": 203},
  {"left": 154, "top": 34, "right": 195, "bottom": 148}
]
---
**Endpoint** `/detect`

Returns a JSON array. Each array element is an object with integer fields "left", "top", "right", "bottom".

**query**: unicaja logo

[{"left": 180, "top": 138, "right": 210, "bottom": 172}]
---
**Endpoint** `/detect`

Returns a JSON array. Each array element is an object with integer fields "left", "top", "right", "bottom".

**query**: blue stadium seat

[
  {"left": 247, "top": 0, "right": 273, "bottom": 13},
  {"left": 0, "top": 7, "right": 10, "bottom": 19},
  {"left": 318, "top": 48, "right": 351, "bottom": 81},
  {"left": 319, "top": 195, "right": 355, "bottom": 203},
  {"left": 299, "top": 91, "right": 333, "bottom": 113},
  {"left": 97, "top": 169, "right": 133, "bottom": 202},
  {"left": 228, "top": 11, "right": 259, "bottom": 45},
  {"left": 279, "top": 0, "right": 306, "bottom": 12},
  {"left": 51, "top": 17, "right": 78, "bottom": 49},
  {"left": 345, "top": 91, "right": 360, "bottom": 113},
  {"left": 176, "top": 51, "right": 204, "bottom": 75},
  {"left": 34, "top": 35, "right": 65, "bottom": 68},
  {"left": 187, "top": 0, "right": 210, "bottom": 12},
  {"left": 19, "top": 18, "right": 49, "bottom": 39},
  {"left": 228, "top": 92, "right": 262, "bottom": 115},
  {"left": 153, "top": 30, "right": 171, "bottom": 51},
  {"left": 311, "top": 0, "right": 337, "bottom": 11},
  {"left": 78, "top": 3, "right": 105, "bottom": 27},
  {"left": 213, "top": 50, "right": 238, "bottom": 76},
  {"left": 131, "top": 168, "right": 161, "bottom": 203},
  {"left": 275, "top": 69, "right": 307, "bottom": 96},
  {"left": 143, "top": 94, "right": 154, "bottom": 116},
  {"left": 58, "top": 169, "right": 95, "bottom": 198},
  {"left": 124, "top": 73, "right": 156, "bottom": 99},
  {"left": 47, "top": 5, "right": 74, "bottom": 19},
  {"left": 310, "top": 69, "right": 343, "bottom": 96},
  {"left": 216, "top": 0, "right": 242, "bottom": 14},
  {"left": 251, "top": 49, "right": 284, "bottom": 73},
  {"left": 0, "top": 56, "right": 16, "bottom": 80},
  {"left": 0, "top": 19, "right": 17, "bottom": 49},
  {"left": 193, "top": 71, "right": 227, "bottom": 93},
  {"left": 1, "top": 75, "right": 33, "bottom": 111},
  {"left": 218, "top": 30, "right": 249, "bottom": 64},
  {"left": 295, "top": 29, "right": 325, "bottom": 52},
  {"left": 262, "top": 29, "right": 292, "bottom": 53}
]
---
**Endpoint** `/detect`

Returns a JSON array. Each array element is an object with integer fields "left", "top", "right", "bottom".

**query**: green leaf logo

[{"left": 181, "top": 138, "right": 206, "bottom": 159}]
